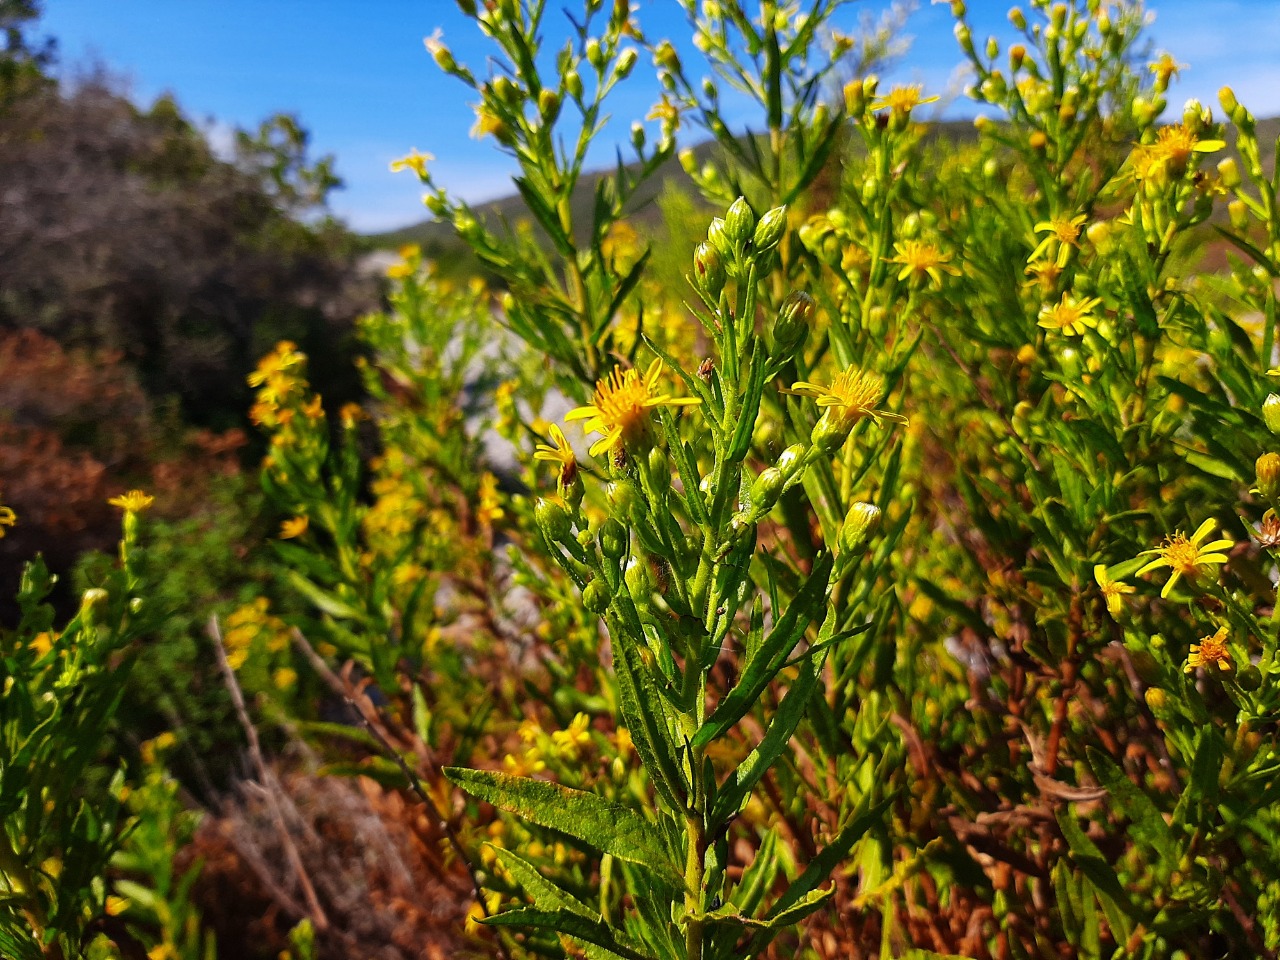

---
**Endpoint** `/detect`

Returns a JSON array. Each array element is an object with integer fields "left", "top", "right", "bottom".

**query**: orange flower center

[{"left": 1160, "top": 534, "right": 1201, "bottom": 576}]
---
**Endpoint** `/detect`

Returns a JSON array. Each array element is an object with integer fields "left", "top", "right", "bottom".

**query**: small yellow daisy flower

[
  {"left": 108, "top": 490, "right": 155, "bottom": 514},
  {"left": 565, "top": 359, "right": 700, "bottom": 457},
  {"left": 1031, "top": 214, "right": 1087, "bottom": 268},
  {"left": 889, "top": 240, "right": 959, "bottom": 288},
  {"left": 1137, "top": 518, "right": 1234, "bottom": 598},
  {"left": 533, "top": 423, "right": 578, "bottom": 487},
  {"left": 0, "top": 503, "right": 15, "bottom": 537},
  {"left": 1093, "top": 565, "right": 1135, "bottom": 619},
  {"left": 279, "top": 516, "right": 309, "bottom": 539},
  {"left": 1185, "top": 626, "right": 1232, "bottom": 673},
  {"left": 871, "top": 84, "right": 939, "bottom": 115},
  {"left": 1149, "top": 53, "right": 1185, "bottom": 86},
  {"left": 789, "top": 368, "right": 908, "bottom": 429},
  {"left": 389, "top": 148, "right": 433, "bottom": 178},
  {"left": 1038, "top": 293, "right": 1102, "bottom": 337}
]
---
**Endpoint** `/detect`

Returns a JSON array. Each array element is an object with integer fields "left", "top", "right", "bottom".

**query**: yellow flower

[
  {"left": 1137, "top": 518, "right": 1234, "bottom": 598},
  {"left": 1038, "top": 293, "right": 1102, "bottom": 337},
  {"left": 386, "top": 261, "right": 414, "bottom": 280},
  {"left": 0, "top": 503, "right": 15, "bottom": 537},
  {"left": 273, "top": 667, "right": 298, "bottom": 690},
  {"left": 1147, "top": 124, "right": 1224, "bottom": 173},
  {"left": 550, "top": 712, "right": 592, "bottom": 761},
  {"left": 478, "top": 472, "right": 504, "bottom": 526},
  {"left": 789, "top": 367, "right": 908, "bottom": 430},
  {"left": 389, "top": 148, "right": 433, "bottom": 178},
  {"left": 106, "top": 895, "right": 129, "bottom": 917},
  {"left": 1149, "top": 53, "right": 1185, "bottom": 86},
  {"left": 533, "top": 424, "right": 577, "bottom": 486},
  {"left": 1093, "top": 565, "right": 1135, "bottom": 618},
  {"left": 30, "top": 631, "right": 55, "bottom": 657},
  {"left": 871, "top": 84, "right": 939, "bottom": 115},
  {"left": 565, "top": 359, "right": 700, "bottom": 457},
  {"left": 1186, "top": 626, "right": 1232, "bottom": 673},
  {"left": 108, "top": 490, "right": 155, "bottom": 514},
  {"left": 889, "top": 240, "right": 959, "bottom": 288},
  {"left": 1031, "top": 214, "right": 1087, "bottom": 268},
  {"left": 279, "top": 516, "right": 309, "bottom": 539},
  {"left": 247, "top": 341, "right": 304, "bottom": 388}
]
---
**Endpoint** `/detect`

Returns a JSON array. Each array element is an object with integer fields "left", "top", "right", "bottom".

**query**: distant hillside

[{"left": 369, "top": 116, "right": 1277, "bottom": 261}]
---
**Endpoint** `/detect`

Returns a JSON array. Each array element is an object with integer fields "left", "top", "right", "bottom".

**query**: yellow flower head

[
  {"left": 0, "top": 503, "right": 15, "bottom": 537},
  {"left": 1149, "top": 53, "right": 1185, "bottom": 86},
  {"left": 1137, "top": 518, "right": 1234, "bottom": 598},
  {"left": 1031, "top": 214, "right": 1088, "bottom": 268},
  {"left": 389, "top": 148, "right": 433, "bottom": 178},
  {"left": 1186, "top": 625, "right": 1232, "bottom": 674},
  {"left": 1093, "top": 564, "right": 1135, "bottom": 619},
  {"left": 789, "top": 368, "right": 908, "bottom": 430},
  {"left": 872, "top": 84, "right": 939, "bottom": 115},
  {"left": 889, "top": 240, "right": 959, "bottom": 288},
  {"left": 533, "top": 423, "right": 578, "bottom": 487},
  {"left": 279, "top": 515, "right": 309, "bottom": 539},
  {"left": 565, "top": 359, "right": 700, "bottom": 457},
  {"left": 1038, "top": 293, "right": 1102, "bottom": 337},
  {"left": 247, "top": 341, "right": 305, "bottom": 388},
  {"left": 478, "top": 472, "right": 505, "bottom": 526},
  {"left": 109, "top": 490, "right": 155, "bottom": 514}
]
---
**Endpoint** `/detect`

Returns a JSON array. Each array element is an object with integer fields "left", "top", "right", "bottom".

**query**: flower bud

[
  {"left": 630, "top": 120, "right": 645, "bottom": 152},
  {"left": 80, "top": 588, "right": 110, "bottom": 627},
  {"left": 1229, "top": 200, "right": 1249, "bottom": 231},
  {"left": 1009, "top": 7, "right": 1026, "bottom": 30},
  {"left": 653, "top": 40, "right": 680, "bottom": 72},
  {"left": 843, "top": 78, "right": 866, "bottom": 118},
  {"left": 624, "top": 557, "right": 653, "bottom": 602},
  {"left": 615, "top": 48, "right": 638, "bottom": 79},
  {"left": 1217, "top": 157, "right": 1241, "bottom": 189},
  {"left": 1258, "top": 453, "right": 1280, "bottom": 500},
  {"left": 565, "top": 70, "right": 583, "bottom": 100},
  {"left": 538, "top": 88, "right": 561, "bottom": 122},
  {"left": 535, "top": 497, "right": 572, "bottom": 543},
  {"left": 1263, "top": 395, "right": 1280, "bottom": 434},
  {"left": 694, "top": 242, "right": 725, "bottom": 298},
  {"left": 777, "top": 443, "right": 805, "bottom": 480},
  {"left": 598, "top": 518, "right": 628, "bottom": 561},
  {"left": 583, "top": 579, "right": 611, "bottom": 615},
  {"left": 646, "top": 448, "right": 670, "bottom": 498},
  {"left": 771, "top": 290, "right": 814, "bottom": 359},
  {"left": 586, "top": 38, "right": 604, "bottom": 70},
  {"left": 606, "top": 480, "right": 638, "bottom": 515},
  {"left": 724, "top": 197, "right": 756, "bottom": 246},
  {"left": 707, "top": 217, "right": 732, "bottom": 259},
  {"left": 985, "top": 36, "right": 999, "bottom": 60},
  {"left": 1218, "top": 85, "right": 1239, "bottom": 119},
  {"left": 1145, "top": 687, "right": 1168, "bottom": 715},
  {"left": 1009, "top": 44, "right": 1026, "bottom": 70},
  {"left": 838, "top": 503, "right": 881, "bottom": 556},
  {"left": 753, "top": 205, "right": 788, "bottom": 251},
  {"left": 748, "top": 468, "right": 785, "bottom": 515}
]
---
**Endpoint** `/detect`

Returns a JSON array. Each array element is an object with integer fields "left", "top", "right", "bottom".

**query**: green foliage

[{"left": 0, "top": 507, "right": 155, "bottom": 958}]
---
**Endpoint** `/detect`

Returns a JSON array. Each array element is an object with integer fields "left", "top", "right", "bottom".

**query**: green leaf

[
  {"left": 483, "top": 908, "right": 651, "bottom": 960},
  {"left": 693, "top": 553, "right": 833, "bottom": 749},
  {"left": 489, "top": 846, "right": 597, "bottom": 919},
  {"left": 445, "top": 768, "right": 677, "bottom": 880},
  {"left": 318, "top": 756, "right": 407, "bottom": 790},
  {"left": 1055, "top": 808, "right": 1141, "bottom": 936},
  {"left": 607, "top": 612, "right": 687, "bottom": 813},
  {"left": 1085, "top": 748, "right": 1175, "bottom": 865},
  {"left": 699, "top": 886, "right": 833, "bottom": 929},
  {"left": 284, "top": 570, "right": 366, "bottom": 622},
  {"left": 743, "top": 792, "right": 894, "bottom": 956},
  {"left": 710, "top": 642, "right": 829, "bottom": 826}
]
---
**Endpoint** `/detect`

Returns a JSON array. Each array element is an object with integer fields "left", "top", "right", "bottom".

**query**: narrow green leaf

[
  {"left": 694, "top": 553, "right": 833, "bottom": 749},
  {"left": 483, "top": 908, "right": 651, "bottom": 960},
  {"left": 1055, "top": 809, "right": 1141, "bottom": 933},
  {"left": 489, "top": 846, "right": 597, "bottom": 919},
  {"left": 710, "top": 644, "right": 829, "bottom": 826},
  {"left": 445, "top": 768, "right": 677, "bottom": 880},
  {"left": 1085, "top": 748, "right": 1175, "bottom": 865},
  {"left": 285, "top": 570, "right": 366, "bottom": 622}
]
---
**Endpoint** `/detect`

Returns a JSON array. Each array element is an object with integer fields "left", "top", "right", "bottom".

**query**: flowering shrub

[{"left": 9, "top": 0, "right": 1280, "bottom": 957}]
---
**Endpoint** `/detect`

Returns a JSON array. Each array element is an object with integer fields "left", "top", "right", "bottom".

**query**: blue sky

[{"left": 40, "top": 1, "right": 1280, "bottom": 233}]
